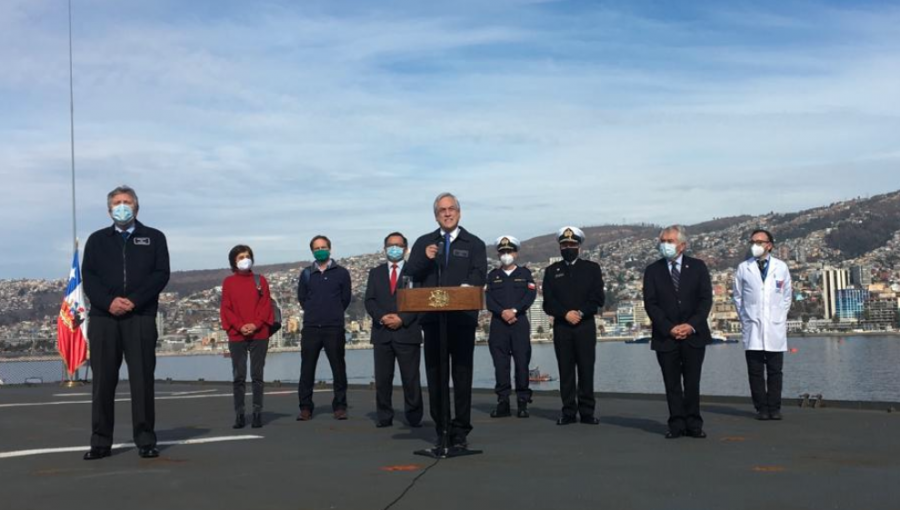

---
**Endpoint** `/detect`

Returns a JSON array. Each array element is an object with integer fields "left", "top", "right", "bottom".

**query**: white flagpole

[{"left": 68, "top": 0, "right": 77, "bottom": 252}]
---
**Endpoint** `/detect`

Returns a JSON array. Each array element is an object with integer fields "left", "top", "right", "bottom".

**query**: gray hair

[
  {"left": 660, "top": 224, "right": 689, "bottom": 244},
  {"left": 107, "top": 185, "right": 139, "bottom": 212},
  {"left": 433, "top": 192, "right": 460, "bottom": 216}
]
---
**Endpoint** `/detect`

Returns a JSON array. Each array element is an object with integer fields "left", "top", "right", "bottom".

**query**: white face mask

[
  {"left": 499, "top": 253, "right": 515, "bottom": 267},
  {"left": 236, "top": 258, "right": 253, "bottom": 271},
  {"left": 750, "top": 244, "right": 767, "bottom": 259}
]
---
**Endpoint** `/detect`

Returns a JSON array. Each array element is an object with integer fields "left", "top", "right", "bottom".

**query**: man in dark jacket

[
  {"left": 643, "top": 225, "right": 713, "bottom": 439},
  {"left": 542, "top": 226, "right": 605, "bottom": 426},
  {"left": 296, "top": 235, "right": 352, "bottom": 421},
  {"left": 405, "top": 192, "right": 487, "bottom": 449},
  {"left": 364, "top": 232, "right": 423, "bottom": 428},
  {"left": 81, "top": 185, "right": 170, "bottom": 460},
  {"left": 485, "top": 235, "right": 537, "bottom": 418}
]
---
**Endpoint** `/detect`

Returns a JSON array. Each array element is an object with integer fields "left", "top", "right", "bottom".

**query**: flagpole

[
  {"left": 63, "top": 0, "right": 85, "bottom": 388},
  {"left": 68, "top": 0, "right": 77, "bottom": 252}
]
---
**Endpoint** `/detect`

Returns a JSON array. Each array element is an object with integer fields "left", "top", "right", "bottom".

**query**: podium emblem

[{"left": 428, "top": 289, "right": 451, "bottom": 308}]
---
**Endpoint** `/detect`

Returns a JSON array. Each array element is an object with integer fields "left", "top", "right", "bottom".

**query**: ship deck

[{"left": 1, "top": 382, "right": 897, "bottom": 510}]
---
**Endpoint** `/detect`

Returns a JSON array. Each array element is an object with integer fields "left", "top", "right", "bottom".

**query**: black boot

[
  {"left": 233, "top": 414, "right": 246, "bottom": 429},
  {"left": 517, "top": 399, "right": 530, "bottom": 418},
  {"left": 490, "top": 399, "right": 511, "bottom": 418},
  {"left": 251, "top": 412, "right": 263, "bottom": 428}
]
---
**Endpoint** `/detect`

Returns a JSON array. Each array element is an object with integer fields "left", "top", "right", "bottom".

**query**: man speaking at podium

[{"left": 406, "top": 192, "right": 487, "bottom": 449}]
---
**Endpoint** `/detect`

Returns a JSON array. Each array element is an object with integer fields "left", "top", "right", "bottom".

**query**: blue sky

[{"left": 1, "top": 0, "right": 899, "bottom": 278}]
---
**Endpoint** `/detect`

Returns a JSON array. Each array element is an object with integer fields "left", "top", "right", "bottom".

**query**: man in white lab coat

[{"left": 733, "top": 229, "right": 792, "bottom": 421}]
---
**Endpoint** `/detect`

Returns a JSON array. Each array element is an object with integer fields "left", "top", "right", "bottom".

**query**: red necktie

[{"left": 390, "top": 263, "right": 398, "bottom": 295}]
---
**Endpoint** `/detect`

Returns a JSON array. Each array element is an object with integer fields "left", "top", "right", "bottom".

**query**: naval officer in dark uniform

[
  {"left": 542, "top": 226, "right": 605, "bottom": 425},
  {"left": 485, "top": 236, "right": 537, "bottom": 418}
]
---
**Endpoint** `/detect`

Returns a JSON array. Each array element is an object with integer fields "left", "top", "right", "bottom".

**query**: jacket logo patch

[
  {"left": 452, "top": 249, "right": 469, "bottom": 257},
  {"left": 134, "top": 237, "right": 151, "bottom": 246}
]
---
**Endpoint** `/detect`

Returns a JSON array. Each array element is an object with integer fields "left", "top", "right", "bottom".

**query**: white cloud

[{"left": 2, "top": 0, "right": 899, "bottom": 277}]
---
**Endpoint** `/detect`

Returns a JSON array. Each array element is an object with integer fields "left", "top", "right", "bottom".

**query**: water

[{"left": 3, "top": 336, "right": 899, "bottom": 402}]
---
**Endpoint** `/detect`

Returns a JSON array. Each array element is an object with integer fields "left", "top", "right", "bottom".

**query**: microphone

[{"left": 436, "top": 241, "right": 445, "bottom": 266}]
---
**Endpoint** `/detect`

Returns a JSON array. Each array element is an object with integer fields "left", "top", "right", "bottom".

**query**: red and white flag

[{"left": 57, "top": 248, "right": 88, "bottom": 376}]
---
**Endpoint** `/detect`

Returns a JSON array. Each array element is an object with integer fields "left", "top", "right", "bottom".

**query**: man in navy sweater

[
  {"left": 81, "top": 185, "right": 170, "bottom": 460},
  {"left": 296, "top": 235, "right": 352, "bottom": 421}
]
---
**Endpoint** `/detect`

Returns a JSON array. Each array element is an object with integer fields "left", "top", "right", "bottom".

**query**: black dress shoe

[
  {"left": 83, "top": 447, "right": 111, "bottom": 460},
  {"left": 376, "top": 420, "right": 393, "bottom": 428},
  {"left": 556, "top": 415, "right": 577, "bottom": 426},
  {"left": 769, "top": 411, "right": 783, "bottom": 421},
  {"left": 665, "top": 431, "right": 683, "bottom": 439},
  {"left": 756, "top": 411, "right": 770, "bottom": 421},
  {"left": 233, "top": 414, "right": 246, "bottom": 429},
  {"left": 138, "top": 446, "right": 159, "bottom": 458},
  {"left": 687, "top": 429, "right": 707, "bottom": 439},
  {"left": 580, "top": 416, "right": 600, "bottom": 425},
  {"left": 490, "top": 400, "right": 511, "bottom": 418},
  {"left": 251, "top": 412, "right": 263, "bottom": 428},
  {"left": 516, "top": 400, "right": 530, "bottom": 418}
]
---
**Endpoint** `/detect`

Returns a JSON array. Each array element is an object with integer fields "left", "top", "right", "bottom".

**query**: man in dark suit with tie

[
  {"left": 642, "top": 225, "right": 713, "bottom": 439},
  {"left": 364, "top": 232, "right": 423, "bottom": 429},
  {"left": 406, "top": 192, "right": 487, "bottom": 448}
]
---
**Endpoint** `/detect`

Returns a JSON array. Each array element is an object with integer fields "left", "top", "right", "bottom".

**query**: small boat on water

[
  {"left": 625, "top": 333, "right": 651, "bottom": 344},
  {"left": 529, "top": 367, "right": 555, "bottom": 383}
]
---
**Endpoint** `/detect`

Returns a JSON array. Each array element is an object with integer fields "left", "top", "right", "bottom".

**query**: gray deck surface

[{"left": 1, "top": 382, "right": 897, "bottom": 510}]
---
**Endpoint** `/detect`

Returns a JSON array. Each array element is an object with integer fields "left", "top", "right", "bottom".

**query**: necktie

[
  {"left": 121, "top": 231, "right": 130, "bottom": 242},
  {"left": 670, "top": 260, "right": 680, "bottom": 292},
  {"left": 444, "top": 232, "right": 451, "bottom": 266},
  {"left": 390, "top": 263, "right": 398, "bottom": 295},
  {"left": 757, "top": 259, "right": 768, "bottom": 281}
]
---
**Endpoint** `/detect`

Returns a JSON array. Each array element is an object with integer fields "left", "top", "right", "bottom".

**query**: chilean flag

[{"left": 57, "top": 248, "right": 88, "bottom": 376}]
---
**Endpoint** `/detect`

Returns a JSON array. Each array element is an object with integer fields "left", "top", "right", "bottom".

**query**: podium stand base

[{"left": 414, "top": 446, "right": 483, "bottom": 459}]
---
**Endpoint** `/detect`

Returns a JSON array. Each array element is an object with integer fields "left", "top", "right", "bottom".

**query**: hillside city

[{"left": 3, "top": 193, "right": 900, "bottom": 357}]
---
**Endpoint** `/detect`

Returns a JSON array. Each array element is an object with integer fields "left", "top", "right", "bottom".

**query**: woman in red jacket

[{"left": 220, "top": 245, "right": 274, "bottom": 429}]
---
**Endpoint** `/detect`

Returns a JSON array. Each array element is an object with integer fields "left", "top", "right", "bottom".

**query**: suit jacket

[
  {"left": 405, "top": 226, "right": 487, "bottom": 326},
  {"left": 642, "top": 255, "right": 713, "bottom": 352},
  {"left": 364, "top": 263, "right": 422, "bottom": 345}
]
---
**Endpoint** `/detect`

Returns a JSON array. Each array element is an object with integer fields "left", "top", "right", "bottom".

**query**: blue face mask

[
  {"left": 659, "top": 242, "right": 679, "bottom": 260},
  {"left": 385, "top": 246, "right": 405, "bottom": 262},
  {"left": 111, "top": 204, "right": 134, "bottom": 225}
]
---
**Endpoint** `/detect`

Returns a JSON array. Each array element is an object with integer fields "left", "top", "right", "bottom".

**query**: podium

[{"left": 397, "top": 286, "right": 484, "bottom": 459}]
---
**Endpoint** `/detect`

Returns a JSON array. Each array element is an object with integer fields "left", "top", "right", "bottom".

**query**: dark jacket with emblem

[
  {"left": 364, "top": 263, "right": 422, "bottom": 345},
  {"left": 541, "top": 259, "right": 605, "bottom": 326},
  {"left": 405, "top": 227, "right": 487, "bottom": 326},
  {"left": 642, "top": 255, "right": 713, "bottom": 352},
  {"left": 82, "top": 220, "right": 170, "bottom": 318},
  {"left": 485, "top": 266, "right": 537, "bottom": 324}
]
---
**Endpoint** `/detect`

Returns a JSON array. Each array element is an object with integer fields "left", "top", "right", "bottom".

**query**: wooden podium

[
  {"left": 398, "top": 286, "right": 484, "bottom": 459},
  {"left": 396, "top": 286, "right": 484, "bottom": 313}
]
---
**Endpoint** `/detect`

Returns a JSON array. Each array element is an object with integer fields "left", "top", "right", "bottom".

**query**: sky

[{"left": 1, "top": 0, "right": 899, "bottom": 279}]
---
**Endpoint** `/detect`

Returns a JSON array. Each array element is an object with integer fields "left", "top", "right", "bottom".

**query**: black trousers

[
  {"left": 298, "top": 327, "right": 347, "bottom": 412},
  {"left": 656, "top": 343, "right": 706, "bottom": 433},
  {"left": 423, "top": 320, "right": 476, "bottom": 442},
  {"left": 745, "top": 350, "right": 784, "bottom": 413},
  {"left": 488, "top": 319, "right": 532, "bottom": 402},
  {"left": 87, "top": 315, "right": 157, "bottom": 449},
  {"left": 373, "top": 341, "right": 423, "bottom": 425},
  {"left": 228, "top": 339, "right": 269, "bottom": 414},
  {"left": 552, "top": 321, "right": 596, "bottom": 418}
]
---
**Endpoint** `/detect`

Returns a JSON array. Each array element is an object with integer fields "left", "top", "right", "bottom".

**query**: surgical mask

[
  {"left": 236, "top": 258, "right": 253, "bottom": 271},
  {"left": 111, "top": 204, "right": 134, "bottom": 225},
  {"left": 560, "top": 247, "right": 579, "bottom": 263},
  {"left": 750, "top": 244, "right": 767, "bottom": 259},
  {"left": 385, "top": 246, "right": 405, "bottom": 262},
  {"left": 499, "top": 253, "right": 515, "bottom": 267},
  {"left": 659, "top": 242, "right": 679, "bottom": 260},
  {"left": 313, "top": 249, "right": 330, "bottom": 262}
]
